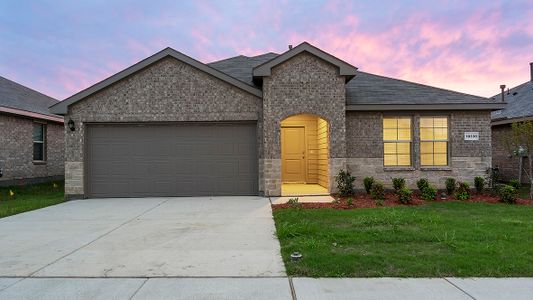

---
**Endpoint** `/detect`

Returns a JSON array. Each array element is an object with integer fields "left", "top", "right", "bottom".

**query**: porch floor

[{"left": 281, "top": 183, "right": 328, "bottom": 196}]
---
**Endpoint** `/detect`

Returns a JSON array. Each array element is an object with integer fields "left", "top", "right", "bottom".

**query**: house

[
  {"left": 491, "top": 63, "right": 533, "bottom": 183},
  {"left": 49, "top": 42, "right": 503, "bottom": 199},
  {"left": 0, "top": 76, "right": 64, "bottom": 186}
]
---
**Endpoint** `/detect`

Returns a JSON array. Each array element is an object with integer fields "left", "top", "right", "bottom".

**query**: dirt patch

[{"left": 271, "top": 192, "right": 533, "bottom": 210}]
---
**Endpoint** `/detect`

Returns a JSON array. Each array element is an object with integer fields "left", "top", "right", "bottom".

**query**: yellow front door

[{"left": 281, "top": 127, "right": 306, "bottom": 183}]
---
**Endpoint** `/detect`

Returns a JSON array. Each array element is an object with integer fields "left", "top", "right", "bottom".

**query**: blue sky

[{"left": 1, "top": 0, "right": 532, "bottom": 99}]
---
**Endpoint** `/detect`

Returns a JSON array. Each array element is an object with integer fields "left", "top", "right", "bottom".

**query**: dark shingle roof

[
  {"left": 346, "top": 71, "right": 494, "bottom": 105},
  {"left": 208, "top": 52, "right": 279, "bottom": 86},
  {"left": 209, "top": 52, "right": 495, "bottom": 106},
  {"left": 0, "top": 76, "right": 59, "bottom": 116},
  {"left": 491, "top": 81, "right": 533, "bottom": 121}
]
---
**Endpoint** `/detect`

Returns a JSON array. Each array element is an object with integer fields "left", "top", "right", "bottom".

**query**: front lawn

[
  {"left": 0, "top": 181, "right": 64, "bottom": 218},
  {"left": 273, "top": 202, "right": 533, "bottom": 277}
]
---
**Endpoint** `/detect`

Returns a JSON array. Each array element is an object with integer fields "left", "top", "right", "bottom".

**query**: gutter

[
  {"left": 346, "top": 103, "right": 506, "bottom": 111},
  {"left": 0, "top": 106, "right": 64, "bottom": 123}
]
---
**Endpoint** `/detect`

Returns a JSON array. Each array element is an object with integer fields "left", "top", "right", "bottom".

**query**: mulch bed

[{"left": 272, "top": 192, "right": 533, "bottom": 210}]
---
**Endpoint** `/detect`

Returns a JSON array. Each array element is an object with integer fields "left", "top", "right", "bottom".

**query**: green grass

[
  {"left": 273, "top": 202, "right": 533, "bottom": 277},
  {"left": 0, "top": 181, "right": 64, "bottom": 218}
]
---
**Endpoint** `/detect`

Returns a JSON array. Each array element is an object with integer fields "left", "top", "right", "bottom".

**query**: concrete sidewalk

[{"left": 0, "top": 277, "right": 532, "bottom": 299}]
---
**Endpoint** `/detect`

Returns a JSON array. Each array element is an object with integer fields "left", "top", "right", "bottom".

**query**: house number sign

[{"left": 464, "top": 132, "right": 479, "bottom": 141}]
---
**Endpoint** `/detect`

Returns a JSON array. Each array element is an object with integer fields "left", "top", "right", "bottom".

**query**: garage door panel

[{"left": 87, "top": 123, "right": 257, "bottom": 197}]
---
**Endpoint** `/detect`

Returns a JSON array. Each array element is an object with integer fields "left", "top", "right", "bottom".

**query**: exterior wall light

[{"left": 68, "top": 119, "right": 75, "bottom": 131}]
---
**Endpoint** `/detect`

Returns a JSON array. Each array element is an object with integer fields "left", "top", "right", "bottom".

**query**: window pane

[
  {"left": 383, "top": 118, "right": 397, "bottom": 129},
  {"left": 434, "top": 142, "right": 447, "bottom": 154},
  {"left": 434, "top": 118, "right": 447, "bottom": 127},
  {"left": 420, "top": 118, "right": 433, "bottom": 128},
  {"left": 420, "top": 127, "right": 434, "bottom": 140},
  {"left": 33, "top": 143, "right": 44, "bottom": 161},
  {"left": 33, "top": 124, "right": 44, "bottom": 141},
  {"left": 420, "top": 142, "right": 433, "bottom": 154},
  {"left": 421, "top": 154, "right": 433, "bottom": 165},
  {"left": 384, "top": 155, "right": 397, "bottom": 166},
  {"left": 397, "top": 118, "right": 411, "bottom": 129},
  {"left": 383, "top": 129, "right": 398, "bottom": 140},
  {"left": 384, "top": 143, "right": 397, "bottom": 154},
  {"left": 434, "top": 128, "right": 448, "bottom": 140},
  {"left": 397, "top": 154, "right": 411, "bottom": 166},
  {"left": 397, "top": 128, "right": 411, "bottom": 140},
  {"left": 397, "top": 142, "right": 410, "bottom": 154},
  {"left": 434, "top": 154, "right": 447, "bottom": 165}
]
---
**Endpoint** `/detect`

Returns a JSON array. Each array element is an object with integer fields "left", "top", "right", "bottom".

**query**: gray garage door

[{"left": 86, "top": 123, "right": 258, "bottom": 198}]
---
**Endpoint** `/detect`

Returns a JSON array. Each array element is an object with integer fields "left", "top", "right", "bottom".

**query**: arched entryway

[{"left": 280, "top": 114, "right": 329, "bottom": 195}]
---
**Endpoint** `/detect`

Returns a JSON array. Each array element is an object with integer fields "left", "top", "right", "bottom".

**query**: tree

[{"left": 504, "top": 121, "right": 533, "bottom": 198}]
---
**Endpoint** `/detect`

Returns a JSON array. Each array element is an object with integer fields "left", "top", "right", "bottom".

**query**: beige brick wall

[{"left": 0, "top": 114, "right": 64, "bottom": 184}]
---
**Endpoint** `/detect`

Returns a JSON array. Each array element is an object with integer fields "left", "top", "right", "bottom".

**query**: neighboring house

[
  {"left": 50, "top": 42, "right": 503, "bottom": 199},
  {"left": 0, "top": 76, "right": 64, "bottom": 186},
  {"left": 491, "top": 63, "right": 533, "bottom": 183}
]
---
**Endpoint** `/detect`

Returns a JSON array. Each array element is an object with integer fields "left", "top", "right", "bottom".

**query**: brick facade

[
  {"left": 64, "top": 57, "right": 262, "bottom": 197},
  {"left": 346, "top": 111, "right": 492, "bottom": 189},
  {"left": 491, "top": 124, "right": 527, "bottom": 183},
  {"left": 261, "top": 53, "right": 347, "bottom": 195},
  {"left": 62, "top": 52, "right": 494, "bottom": 198},
  {"left": 0, "top": 114, "right": 64, "bottom": 186}
]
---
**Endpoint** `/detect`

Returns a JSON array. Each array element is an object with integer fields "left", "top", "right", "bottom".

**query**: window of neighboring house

[
  {"left": 33, "top": 123, "right": 46, "bottom": 161},
  {"left": 420, "top": 117, "right": 448, "bottom": 166},
  {"left": 383, "top": 116, "right": 412, "bottom": 166}
]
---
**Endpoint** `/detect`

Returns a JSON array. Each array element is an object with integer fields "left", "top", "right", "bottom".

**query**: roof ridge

[
  {"left": 490, "top": 81, "right": 531, "bottom": 99},
  {"left": 208, "top": 54, "right": 248, "bottom": 65},
  {"left": 0, "top": 75, "right": 59, "bottom": 102},
  {"left": 357, "top": 70, "right": 488, "bottom": 101}
]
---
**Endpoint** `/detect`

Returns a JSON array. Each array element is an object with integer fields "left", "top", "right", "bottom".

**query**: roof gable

[
  {"left": 50, "top": 48, "right": 262, "bottom": 115},
  {"left": 252, "top": 42, "right": 357, "bottom": 82}
]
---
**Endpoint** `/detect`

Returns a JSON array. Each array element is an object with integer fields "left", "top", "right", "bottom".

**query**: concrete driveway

[{"left": 0, "top": 196, "right": 285, "bottom": 277}]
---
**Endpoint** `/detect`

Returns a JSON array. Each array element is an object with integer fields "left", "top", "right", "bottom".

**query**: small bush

[
  {"left": 363, "top": 177, "right": 374, "bottom": 194},
  {"left": 347, "top": 197, "right": 354, "bottom": 206},
  {"left": 287, "top": 197, "right": 299, "bottom": 206},
  {"left": 392, "top": 178, "right": 406, "bottom": 192},
  {"left": 509, "top": 179, "right": 521, "bottom": 190},
  {"left": 474, "top": 176, "right": 485, "bottom": 193},
  {"left": 416, "top": 178, "right": 430, "bottom": 191},
  {"left": 445, "top": 178, "right": 456, "bottom": 195},
  {"left": 335, "top": 170, "right": 355, "bottom": 196},
  {"left": 456, "top": 182, "right": 470, "bottom": 201},
  {"left": 498, "top": 185, "right": 517, "bottom": 204},
  {"left": 370, "top": 181, "right": 385, "bottom": 205},
  {"left": 397, "top": 187, "right": 413, "bottom": 204},
  {"left": 420, "top": 185, "right": 437, "bottom": 201}
]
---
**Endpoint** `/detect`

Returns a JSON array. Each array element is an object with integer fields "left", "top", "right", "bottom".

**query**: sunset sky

[{"left": 1, "top": 0, "right": 532, "bottom": 100}]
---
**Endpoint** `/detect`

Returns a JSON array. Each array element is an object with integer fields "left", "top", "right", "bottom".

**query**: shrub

[
  {"left": 445, "top": 178, "right": 456, "bottom": 195},
  {"left": 498, "top": 185, "right": 517, "bottom": 204},
  {"left": 335, "top": 170, "right": 355, "bottom": 196},
  {"left": 456, "top": 182, "right": 470, "bottom": 201},
  {"left": 397, "top": 187, "right": 413, "bottom": 204},
  {"left": 420, "top": 185, "right": 437, "bottom": 201},
  {"left": 509, "top": 179, "right": 521, "bottom": 190},
  {"left": 392, "top": 178, "right": 406, "bottom": 192},
  {"left": 416, "top": 178, "right": 430, "bottom": 191},
  {"left": 287, "top": 197, "right": 300, "bottom": 206},
  {"left": 370, "top": 181, "right": 385, "bottom": 205},
  {"left": 363, "top": 177, "right": 374, "bottom": 194},
  {"left": 347, "top": 197, "right": 354, "bottom": 206},
  {"left": 474, "top": 176, "right": 485, "bottom": 193}
]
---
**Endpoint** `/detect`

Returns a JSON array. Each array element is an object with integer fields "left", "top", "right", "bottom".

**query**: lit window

[
  {"left": 420, "top": 117, "right": 448, "bottom": 166},
  {"left": 383, "top": 117, "right": 411, "bottom": 166},
  {"left": 33, "top": 123, "right": 46, "bottom": 161}
]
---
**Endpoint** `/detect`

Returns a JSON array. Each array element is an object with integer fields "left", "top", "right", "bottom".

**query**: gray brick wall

[
  {"left": 65, "top": 57, "right": 262, "bottom": 196},
  {"left": 0, "top": 114, "right": 64, "bottom": 184},
  {"left": 261, "top": 52, "right": 347, "bottom": 195},
  {"left": 345, "top": 111, "right": 492, "bottom": 188}
]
